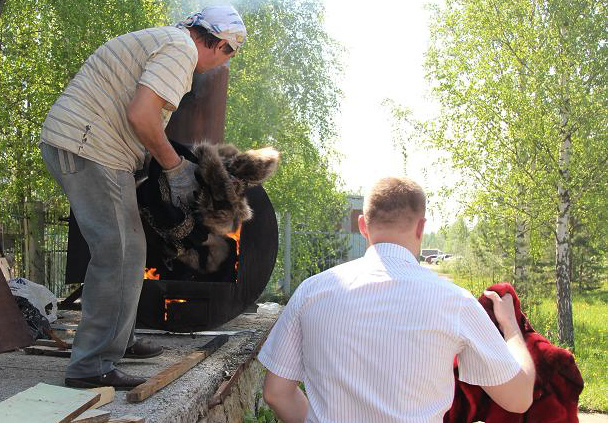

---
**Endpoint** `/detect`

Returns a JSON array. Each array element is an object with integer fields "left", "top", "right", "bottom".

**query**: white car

[{"left": 431, "top": 254, "right": 453, "bottom": 264}]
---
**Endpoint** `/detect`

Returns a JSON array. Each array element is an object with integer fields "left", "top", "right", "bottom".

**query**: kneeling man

[{"left": 258, "top": 176, "right": 535, "bottom": 423}]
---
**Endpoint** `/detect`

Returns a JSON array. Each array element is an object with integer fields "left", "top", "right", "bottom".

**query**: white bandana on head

[{"left": 177, "top": 5, "right": 247, "bottom": 51}]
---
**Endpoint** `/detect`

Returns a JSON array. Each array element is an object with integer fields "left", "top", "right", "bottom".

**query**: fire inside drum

[
  {"left": 65, "top": 186, "right": 278, "bottom": 332},
  {"left": 137, "top": 185, "right": 278, "bottom": 332}
]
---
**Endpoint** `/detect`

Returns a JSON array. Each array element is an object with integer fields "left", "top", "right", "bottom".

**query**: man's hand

[
  {"left": 481, "top": 290, "right": 536, "bottom": 413},
  {"left": 484, "top": 291, "right": 519, "bottom": 336},
  {"left": 163, "top": 157, "right": 198, "bottom": 207}
]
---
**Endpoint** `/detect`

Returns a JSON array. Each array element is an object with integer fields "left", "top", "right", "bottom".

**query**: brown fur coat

[{"left": 136, "top": 140, "right": 279, "bottom": 280}]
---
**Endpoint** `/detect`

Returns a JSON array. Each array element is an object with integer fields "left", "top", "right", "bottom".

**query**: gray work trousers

[{"left": 40, "top": 143, "right": 146, "bottom": 378}]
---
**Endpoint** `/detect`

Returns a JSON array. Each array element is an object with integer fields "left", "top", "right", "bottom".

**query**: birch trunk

[
  {"left": 556, "top": 136, "right": 573, "bottom": 347},
  {"left": 514, "top": 214, "right": 529, "bottom": 290},
  {"left": 514, "top": 71, "right": 530, "bottom": 295},
  {"left": 556, "top": 42, "right": 574, "bottom": 347}
]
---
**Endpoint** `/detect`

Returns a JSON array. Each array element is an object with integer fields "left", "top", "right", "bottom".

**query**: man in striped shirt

[
  {"left": 39, "top": 5, "right": 247, "bottom": 389},
  {"left": 259, "top": 177, "right": 536, "bottom": 423}
]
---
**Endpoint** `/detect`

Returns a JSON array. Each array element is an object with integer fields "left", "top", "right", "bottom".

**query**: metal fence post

[{"left": 282, "top": 212, "right": 291, "bottom": 296}]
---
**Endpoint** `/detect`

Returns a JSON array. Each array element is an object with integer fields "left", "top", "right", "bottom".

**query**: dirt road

[{"left": 580, "top": 413, "right": 608, "bottom": 423}]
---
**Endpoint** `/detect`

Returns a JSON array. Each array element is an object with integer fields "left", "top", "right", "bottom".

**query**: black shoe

[
  {"left": 123, "top": 339, "right": 163, "bottom": 359},
  {"left": 65, "top": 369, "right": 146, "bottom": 390}
]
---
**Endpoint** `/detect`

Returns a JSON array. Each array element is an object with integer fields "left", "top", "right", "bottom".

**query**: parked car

[
  {"left": 428, "top": 253, "right": 454, "bottom": 265},
  {"left": 425, "top": 255, "right": 438, "bottom": 264}
]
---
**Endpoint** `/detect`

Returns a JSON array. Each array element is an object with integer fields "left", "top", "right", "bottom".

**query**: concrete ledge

[{"left": 0, "top": 311, "right": 278, "bottom": 422}]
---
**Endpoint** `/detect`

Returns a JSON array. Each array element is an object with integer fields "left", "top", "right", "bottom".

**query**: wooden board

[
  {"left": 24, "top": 345, "right": 71, "bottom": 358},
  {"left": 0, "top": 256, "right": 11, "bottom": 281},
  {"left": 72, "top": 409, "right": 111, "bottom": 423},
  {"left": 126, "top": 335, "right": 228, "bottom": 403},
  {"left": 0, "top": 269, "right": 34, "bottom": 353},
  {"left": 88, "top": 387, "right": 115, "bottom": 409},
  {"left": 0, "top": 382, "right": 100, "bottom": 423},
  {"left": 35, "top": 338, "right": 73, "bottom": 349}
]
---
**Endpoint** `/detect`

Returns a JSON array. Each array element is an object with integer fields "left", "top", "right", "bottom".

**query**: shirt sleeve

[
  {"left": 457, "top": 294, "right": 522, "bottom": 386},
  {"left": 258, "top": 287, "right": 306, "bottom": 382},
  {"left": 139, "top": 41, "right": 197, "bottom": 110}
]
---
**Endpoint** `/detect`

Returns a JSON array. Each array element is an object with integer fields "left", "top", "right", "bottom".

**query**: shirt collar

[{"left": 364, "top": 243, "right": 420, "bottom": 266}]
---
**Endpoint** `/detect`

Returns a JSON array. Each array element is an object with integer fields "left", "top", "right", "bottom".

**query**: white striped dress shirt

[{"left": 258, "top": 243, "right": 521, "bottom": 423}]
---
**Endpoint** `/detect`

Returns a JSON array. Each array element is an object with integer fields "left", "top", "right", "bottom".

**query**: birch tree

[{"left": 424, "top": 0, "right": 607, "bottom": 347}]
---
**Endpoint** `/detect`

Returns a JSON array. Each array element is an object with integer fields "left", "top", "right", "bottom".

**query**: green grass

[{"left": 448, "top": 273, "right": 608, "bottom": 413}]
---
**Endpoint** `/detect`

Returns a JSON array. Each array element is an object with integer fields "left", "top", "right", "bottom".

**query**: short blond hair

[{"left": 363, "top": 177, "right": 426, "bottom": 229}]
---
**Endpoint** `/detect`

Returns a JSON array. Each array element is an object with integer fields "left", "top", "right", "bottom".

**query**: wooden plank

[
  {"left": 58, "top": 284, "right": 83, "bottom": 310},
  {"left": 35, "top": 338, "right": 73, "bottom": 349},
  {"left": 0, "top": 269, "right": 34, "bottom": 353},
  {"left": 88, "top": 387, "right": 115, "bottom": 409},
  {"left": 0, "top": 382, "right": 100, "bottom": 423},
  {"left": 0, "top": 256, "right": 12, "bottom": 281},
  {"left": 107, "top": 416, "right": 145, "bottom": 423},
  {"left": 24, "top": 345, "right": 71, "bottom": 358},
  {"left": 50, "top": 323, "right": 252, "bottom": 337},
  {"left": 126, "top": 335, "right": 228, "bottom": 403},
  {"left": 72, "top": 409, "right": 111, "bottom": 423},
  {"left": 44, "top": 328, "right": 72, "bottom": 349}
]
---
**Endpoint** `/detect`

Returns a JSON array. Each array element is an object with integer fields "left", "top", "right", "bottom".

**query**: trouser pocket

[
  {"left": 56, "top": 148, "right": 85, "bottom": 174},
  {"left": 40, "top": 143, "right": 86, "bottom": 175}
]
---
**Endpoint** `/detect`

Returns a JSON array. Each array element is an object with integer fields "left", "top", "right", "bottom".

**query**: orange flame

[
  {"left": 226, "top": 226, "right": 241, "bottom": 255},
  {"left": 226, "top": 226, "right": 241, "bottom": 276},
  {"left": 164, "top": 299, "right": 187, "bottom": 321},
  {"left": 144, "top": 268, "right": 160, "bottom": 280}
]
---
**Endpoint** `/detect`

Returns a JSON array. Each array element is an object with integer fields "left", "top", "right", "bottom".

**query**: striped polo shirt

[
  {"left": 258, "top": 243, "right": 521, "bottom": 423},
  {"left": 40, "top": 27, "right": 198, "bottom": 172}
]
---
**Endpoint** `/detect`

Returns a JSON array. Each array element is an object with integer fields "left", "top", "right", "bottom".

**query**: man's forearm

[
  {"left": 267, "top": 387, "right": 308, "bottom": 423},
  {"left": 503, "top": 326, "right": 536, "bottom": 390},
  {"left": 128, "top": 109, "right": 180, "bottom": 170}
]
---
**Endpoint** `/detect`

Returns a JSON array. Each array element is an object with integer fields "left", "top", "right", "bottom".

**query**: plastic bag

[
  {"left": 8, "top": 277, "right": 58, "bottom": 323},
  {"left": 256, "top": 302, "right": 281, "bottom": 315},
  {"left": 14, "top": 296, "right": 51, "bottom": 340}
]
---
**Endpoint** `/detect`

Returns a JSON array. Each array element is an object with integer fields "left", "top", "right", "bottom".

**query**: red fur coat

[{"left": 444, "top": 283, "right": 584, "bottom": 423}]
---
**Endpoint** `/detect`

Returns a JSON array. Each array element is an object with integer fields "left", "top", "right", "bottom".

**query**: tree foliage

[
  {"left": 408, "top": 0, "right": 607, "bottom": 346},
  {"left": 0, "top": 0, "right": 167, "bottom": 217},
  {"left": 0, "top": 0, "right": 347, "bottom": 290}
]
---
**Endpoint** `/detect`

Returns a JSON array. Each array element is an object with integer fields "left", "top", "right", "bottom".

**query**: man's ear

[
  {"left": 415, "top": 217, "right": 426, "bottom": 240},
  {"left": 216, "top": 39, "right": 229, "bottom": 52},
  {"left": 358, "top": 215, "right": 369, "bottom": 240}
]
